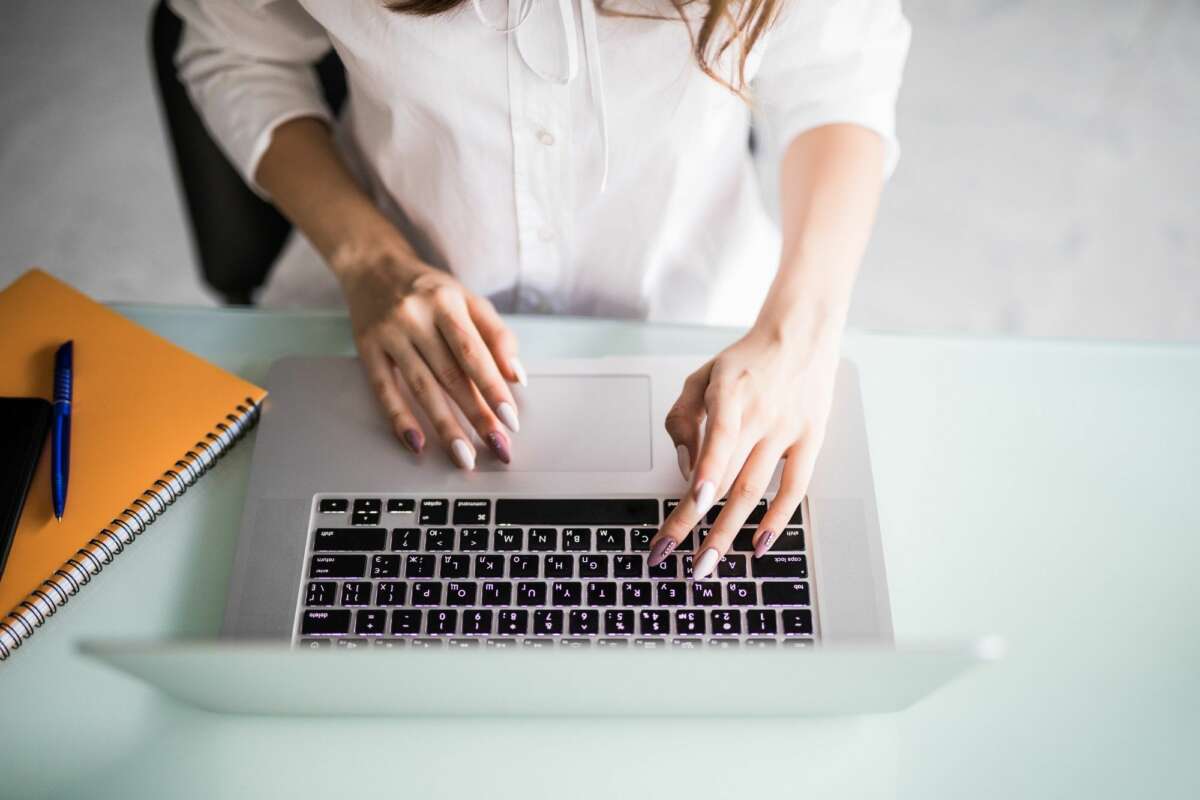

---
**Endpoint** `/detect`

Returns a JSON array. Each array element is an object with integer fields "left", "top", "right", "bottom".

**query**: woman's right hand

[{"left": 334, "top": 245, "right": 526, "bottom": 470}]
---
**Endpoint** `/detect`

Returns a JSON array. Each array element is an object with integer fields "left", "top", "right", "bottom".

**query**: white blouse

[{"left": 171, "top": 0, "right": 910, "bottom": 325}]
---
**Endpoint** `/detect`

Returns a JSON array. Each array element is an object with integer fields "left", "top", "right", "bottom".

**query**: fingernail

[
  {"left": 497, "top": 401, "right": 520, "bottom": 433},
  {"left": 693, "top": 480, "right": 715, "bottom": 517},
  {"left": 753, "top": 529, "right": 776, "bottom": 559},
  {"left": 402, "top": 429, "right": 424, "bottom": 454},
  {"left": 648, "top": 537, "right": 676, "bottom": 567},
  {"left": 675, "top": 444, "right": 691, "bottom": 480},
  {"left": 693, "top": 547, "right": 719, "bottom": 579},
  {"left": 486, "top": 431, "right": 511, "bottom": 464},
  {"left": 450, "top": 438, "right": 475, "bottom": 470},
  {"left": 509, "top": 356, "right": 528, "bottom": 387}
]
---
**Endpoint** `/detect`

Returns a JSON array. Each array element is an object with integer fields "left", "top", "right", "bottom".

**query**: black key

[
  {"left": 352, "top": 498, "right": 382, "bottom": 526},
  {"left": 648, "top": 555, "right": 678, "bottom": 579},
  {"left": 605, "top": 609, "right": 635, "bottom": 635},
  {"left": 494, "top": 529, "right": 524, "bottom": 551},
  {"left": 509, "top": 554, "right": 539, "bottom": 578},
  {"left": 354, "top": 498, "right": 381, "bottom": 513},
  {"left": 310, "top": 554, "right": 366, "bottom": 579},
  {"left": 790, "top": 504, "right": 804, "bottom": 525},
  {"left": 386, "top": 498, "right": 415, "bottom": 513},
  {"left": 781, "top": 609, "right": 814, "bottom": 636},
  {"left": 629, "top": 528, "right": 655, "bottom": 552},
  {"left": 710, "top": 610, "right": 741, "bottom": 636},
  {"left": 746, "top": 609, "right": 778, "bottom": 635},
  {"left": 355, "top": 609, "right": 387, "bottom": 635},
  {"left": 774, "top": 528, "right": 805, "bottom": 551},
  {"left": 753, "top": 554, "right": 808, "bottom": 579},
  {"left": 621, "top": 581, "right": 652, "bottom": 606},
  {"left": 391, "top": 609, "right": 422, "bottom": 635},
  {"left": 427, "top": 609, "right": 457, "bottom": 635},
  {"left": 543, "top": 554, "right": 574, "bottom": 578},
  {"left": 313, "top": 528, "right": 386, "bottom": 552},
  {"left": 528, "top": 528, "right": 558, "bottom": 551},
  {"left": 440, "top": 554, "right": 470, "bottom": 579},
  {"left": 517, "top": 581, "right": 547, "bottom": 606},
  {"left": 461, "top": 609, "right": 493, "bottom": 635},
  {"left": 727, "top": 581, "right": 758, "bottom": 606},
  {"left": 404, "top": 553, "right": 435, "bottom": 578},
  {"left": 731, "top": 528, "right": 757, "bottom": 552},
  {"left": 639, "top": 609, "right": 670, "bottom": 636},
  {"left": 569, "top": 609, "right": 599, "bottom": 635},
  {"left": 376, "top": 581, "right": 406, "bottom": 606},
  {"left": 717, "top": 554, "right": 748, "bottom": 578},
  {"left": 411, "top": 582, "right": 442, "bottom": 606},
  {"left": 657, "top": 581, "right": 687, "bottom": 605},
  {"left": 675, "top": 610, "right": 705, "bottom": 635},
  {"left": 371, "top": 554, "right": 402, "bottom": 578},
  {"left": 596, "top": 528, "right": 626, "bottom": 551},
  {"left": 552, "top": 581, "right": 582, "bottom": 606},
  {"left": 495, "top": 499, "right": 658, "bottom": 526},
  {"left": 391, "top": 528, "right": 420, "bottom": 550},
  {"left": 425, "top": 528, "right": 455, "bottom": 551},
  {"left": 614, "top": 554, "right": 643, "bottom": 578},
  {"left": 341, "top": 581, "right": 372, "bottom": 606},
  {"left": 498, "top": 609, "right": 528, "bottom": 635},
  {"left": 481, "top": 582, "right": 513, "bottom": 606},
  {"left": 706, "top": 498, "right": 767, "bottom": 524},
  {"left": 663, "top": 499, "right": 680, "bottom": 517},
  {"left": 305, "top": 581, "right": 335, "bottom": 606},
  {"left": 679, "top": 532, "right": 696, "bottom": 551},
  {"left": 682, "top": 554, "right": 694, "bottom": 578},
  {"left": 475, "top": 554, "right": 505, "bottom": 578},
  {"left": 419, "top": 498, "right": 448, "bottom": 525},
  {"left": 318, "top": 498, "right": 348, "bottom": 514},
  {"left": 691, "top": 582, "right": 722, "bottom": 606},
  {"left": 533, "top": 609, "right": 564, "bottom": 635},
  {"left": 587, "top": 582, "right": 618, "bottom": 606},
  {"left": 445, "top": 581, "right": 478, "bottom": 606},
  {"left": 302, "top": 609, "right": 350, "bottom": 635},
  {"left": 579, "top": 555, "right": 608, "bottom": 578},
  {"left": 762, "top": 581, "right": 810, "bottom": 606},
  {"left": 453, "top": 498, "right": 491, "bottom": 525},
  {"left": 460, "top": 528, "right": 490, "bottom": 551},
  {"left": 563, "top": 528, "right": 591, "bottom": 551}
]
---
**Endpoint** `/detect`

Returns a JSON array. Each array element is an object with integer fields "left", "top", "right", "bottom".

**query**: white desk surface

[{"left": 1, "top": 306, "right": 1196, "bottom": 800}]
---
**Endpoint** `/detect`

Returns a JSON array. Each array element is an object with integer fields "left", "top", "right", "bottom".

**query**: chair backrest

[{"left": 149, "top": 1, "right": 347, "bottom": 305}]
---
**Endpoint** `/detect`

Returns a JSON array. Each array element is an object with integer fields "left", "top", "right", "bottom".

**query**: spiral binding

[{"left": 0, "top": 398, "right": 261, "bottom": 660}]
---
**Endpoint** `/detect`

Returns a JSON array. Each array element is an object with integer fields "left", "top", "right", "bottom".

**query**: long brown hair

[{"left": 386, "top": 0, "right": 782, "bottom": 96}]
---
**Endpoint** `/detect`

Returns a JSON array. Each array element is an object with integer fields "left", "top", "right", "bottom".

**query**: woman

[{"left": 172, "top": 0, "right": 910, "bottom": 577}]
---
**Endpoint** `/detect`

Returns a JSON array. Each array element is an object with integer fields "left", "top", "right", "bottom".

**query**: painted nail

[
  {"left": 509, "top": 356, "right": 529, "bottom": 387},
  {"left": 486, "top": 431, "right": 511, "bottom": 464},
  {"left": 648, "top": 537, "right": 677, "bottom": 567},
  {"left": 676, "top": 444, "right": 691, "bottom": 480},
  {"left": 693, "top": 480, "right": 716, "bottom": 517},
  {"left": 497, "top": 401, "right": 520, "bottom": 433},
  {"left": 402, "top": 429, "right": 424, "bottom": 454},
  {"left": 693, "top": 547, "right": 720, "bottom": 579},
  {"left": 450, "top": 438, "right": 475, "bottom": 470},
  {"left": 753, "top": 529, "right": 777, "bottom": 559}
]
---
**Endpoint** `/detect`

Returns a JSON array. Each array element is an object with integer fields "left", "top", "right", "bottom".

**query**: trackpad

[{"left": 497, "top": 375, "right": 653, "bottom": 472}]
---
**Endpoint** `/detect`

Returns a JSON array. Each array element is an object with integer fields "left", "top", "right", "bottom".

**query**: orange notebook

[{"left": 0, "top": 270, "right": 266, "bottom": 658}]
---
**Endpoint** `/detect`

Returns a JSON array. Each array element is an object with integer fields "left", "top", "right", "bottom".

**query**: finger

[
  {"left": 359, "top": 339, "right": 424, "bottom": 454},
  {"left": 753, "top": 437, "right": 820, "bottom": 558},
  {"left": 434, "top": 300, "right": 521, "bottom": 433},
  {"left": 664, "top": 363, "right": 710, "bottom": 481},
  {"left": 466, "top": 293, "right": 526, "bottom": 387},
  {"left": 694, "top": 440, "right": 784, "bottom": 577},
  {"left": 688, "top": 378, "right": 744, "bottom": 519},
  {"left": 387, "top": 336, "right": 480, "bottom": 470}
]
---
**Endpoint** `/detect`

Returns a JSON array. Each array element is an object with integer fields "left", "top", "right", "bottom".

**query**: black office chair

[{"left": 149, "top": 1, "right": 347, "bottom": 305}]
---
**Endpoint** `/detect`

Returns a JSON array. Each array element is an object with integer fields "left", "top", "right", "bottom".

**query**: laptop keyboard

[{"left": 294, "top": 496, "right": 817, "bottom": 649}]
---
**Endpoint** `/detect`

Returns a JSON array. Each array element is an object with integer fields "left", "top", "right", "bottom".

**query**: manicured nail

[
  {"left": 486, "top": 431, "right": 511, "bottom": 464},
  {"left": 693, "top": 480, "right": 715, "bottom": 517},
  {"left": 509, "top": 356, "right": 528, "bottom": 387},
  {"left": 693, "top": 547, "right": 719, "bottom": 579},
  {"left": 675, "top": 444, "right": 691, "bottom": 480},
  {"left": 402, "top": 429, "right": 424, "bottom": 454},
  {"left": 648, "top": 537, "right": 676, "bottom": 567},
  {"left": 450, "top": 438, "right": 475, "bottom": 470},
  {"left": 753, "top": 529, "right": 776, "bottom": 558},
  {"left": 497, "top": 402, "right": 520, "bottom": 433}
]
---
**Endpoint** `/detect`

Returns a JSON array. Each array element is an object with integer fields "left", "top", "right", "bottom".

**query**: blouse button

[{"left": 537, "top": 129, "right": 556, "bottom": 146}]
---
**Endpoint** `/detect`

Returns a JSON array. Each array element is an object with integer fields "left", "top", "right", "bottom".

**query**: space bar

[{"left": 495, "top": 499, "right": 659, "bottom": 526}]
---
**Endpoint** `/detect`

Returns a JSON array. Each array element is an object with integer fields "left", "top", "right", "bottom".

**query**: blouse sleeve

[
  {"left": 753, "top": 0, "right": 912, "bottom": 178},
  {"left": 168, "top": 0, "right": 333, "bottom": 196}
]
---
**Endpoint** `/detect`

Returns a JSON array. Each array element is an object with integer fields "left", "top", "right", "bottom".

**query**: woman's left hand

[{"left": 650, "top": 322, "right": 842, "bottom": 578}]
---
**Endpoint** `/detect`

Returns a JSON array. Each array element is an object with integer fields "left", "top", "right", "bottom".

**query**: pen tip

[{"left": 55, "top": 513, "right": 62, "bottom": 522}]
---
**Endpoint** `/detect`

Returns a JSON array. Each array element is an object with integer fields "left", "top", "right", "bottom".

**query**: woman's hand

[
  {"left": 335, "top": 245, "right": 526, "bottom": 470},
  {"left": 650, "top": 322, "right": 842, "bottom": 577}
]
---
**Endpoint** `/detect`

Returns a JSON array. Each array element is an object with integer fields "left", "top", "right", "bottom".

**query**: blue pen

[{"left": 52, "top": 340, "right": 73, "bottom": 521}]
